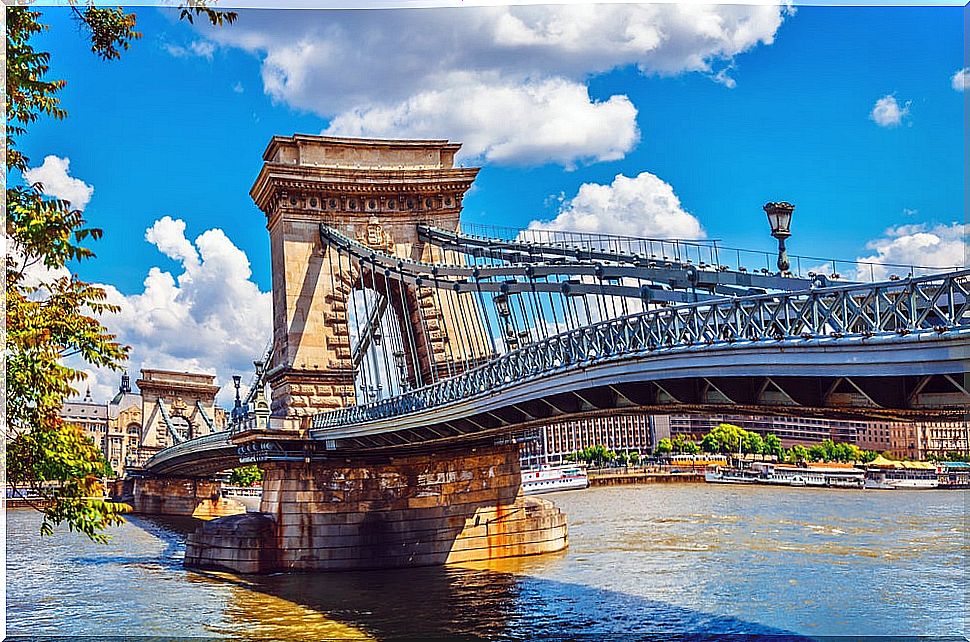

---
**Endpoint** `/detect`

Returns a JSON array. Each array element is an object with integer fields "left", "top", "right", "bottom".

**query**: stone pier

[
  {"left": 184, "top": 443, "right": 567, "bottom": 573},
  {"left": 111, "top": 477, "right": 246, "bottom": 520}
]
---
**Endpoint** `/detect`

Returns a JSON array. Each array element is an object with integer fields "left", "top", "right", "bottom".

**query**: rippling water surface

[{"left": 7, "top": 484, "right": 967, "bottom": 639}]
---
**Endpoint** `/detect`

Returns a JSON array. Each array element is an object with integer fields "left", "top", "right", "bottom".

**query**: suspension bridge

[{"left": 123, "top": 134, "right": 968, "bottom": 573}]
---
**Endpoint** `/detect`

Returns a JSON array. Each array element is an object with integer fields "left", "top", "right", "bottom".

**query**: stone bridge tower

[{"left": 250, "top": 135, "right": 481, "bottom": 424}]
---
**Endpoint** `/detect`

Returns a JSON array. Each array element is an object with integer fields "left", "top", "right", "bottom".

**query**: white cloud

[
  {"left": 232, "top": 81, "right": 244, "bottom": 93},
  {"left": 325, "top": 75, "right": 639, "bottom": 167},
  {"left": 22, "top": 155, "right": 94, "bottom": 211},
  {"left": 201, "top": 5, "right": 788, "bottom": 166},
  {"left": 527, "top": 171, "right": 705, "bottom": 239},
  {"left": 83, "top": 217, "right": 272, "bottom": 406},
  {"left": 164, "top": 39, "right": 215, "bottom": 60},
  {"left": 855, "top": 222, "right": 966, "bottom": 280},
  {"left": 951, "top": 67, "right": 969, "bottom": 92},
  {"left": 870, "top": 94, "right": 910, "bottom": 128}
]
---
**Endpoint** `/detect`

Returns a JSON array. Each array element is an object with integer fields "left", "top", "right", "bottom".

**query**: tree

[
  {"left": 790, "top": 444, "right": 809, "bottom": 463},
  {"left": 743, "top": 432, "right": 764, "bottom": 457},
  {"left": 628, "top": 451, "right": 640, "bottom": 466},
  {"left": 807, "top": 444, "right": 826, "bottom": 462},
  {"left": 700, "top": 432, "right": 720, "bottom": 454},
  {"left": 763, "top": 433, "right": 783, "bottom": 460},
  {"left": 682, "top": 440, "right": 701, "bottom": 455},
  {"left": 6, "top": 3, "right": 236, "bottom": 542},
  {"left": 228, "top": 465, "right": 263, "bottom": 486},
  {"left": 656, "top": 438, "right": 673, "bottom": 455}
]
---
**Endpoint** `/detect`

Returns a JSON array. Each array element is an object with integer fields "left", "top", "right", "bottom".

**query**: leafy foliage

[
  {"left": 5, "top": 2, "right": 235, "bottom": 542},
  {"left": 228, "top": 465, "right": 263, "bottom": 486}
]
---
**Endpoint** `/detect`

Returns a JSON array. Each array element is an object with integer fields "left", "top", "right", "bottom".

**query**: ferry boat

[
  {"left": 705, "top": 462, "right": 865, "bottom": 488},
  {"left": 703, "top": 466, "right": 762, "bottom": 484},
  {"left": 864, "top": 468, "right": 939, "bottom": 490},
  {"left": 863, "top": 456, "right": 939, "bottom": 490},
  {"left": 522, "top": 464, "right": 589, "bottom": 495}
]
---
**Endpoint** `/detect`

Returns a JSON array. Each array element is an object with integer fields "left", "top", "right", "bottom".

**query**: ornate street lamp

[
  {"left": 763, "top": 201, "right": 794, "bottom": 274},
  {"left": 232, "top": 375, "right": 242, "bottom": 410},
  {"left": 392, "top": 349, "right": 410, "bottom": 392},
  {"left": 493, "top": 293, "right": 511, "bottom": 319}
]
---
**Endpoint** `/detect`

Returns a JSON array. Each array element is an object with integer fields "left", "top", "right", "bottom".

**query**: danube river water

[{"left": 7, "top": 484, "right": 967, "bottom": 639}]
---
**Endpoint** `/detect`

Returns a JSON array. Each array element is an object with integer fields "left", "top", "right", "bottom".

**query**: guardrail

[
  {"left": 313, "top": 269, "right": 970, "bottom": 430},
  {"left": 141, "top": 430, "right": 232, "bottom": 470}
]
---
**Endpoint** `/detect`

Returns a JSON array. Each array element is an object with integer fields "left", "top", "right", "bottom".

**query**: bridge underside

[{"left": 308, "top": 335, "right": 969, "bottom": 456}]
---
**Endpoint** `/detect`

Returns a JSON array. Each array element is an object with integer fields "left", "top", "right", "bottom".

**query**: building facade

[
  {"left": 655, "top": 413, "right": 866, "bottom": 448},
  {"left": 520, "top": 414, "right": 653, "bottom": 467},
  {"left": 59, "top": 369, "right": 227, "bottom": 477},
  {"left": 523, "top": 412, "right": 970, "bottom": 466}
]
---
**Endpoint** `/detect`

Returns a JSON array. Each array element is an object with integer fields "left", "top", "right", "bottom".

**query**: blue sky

[{"left": 18, "top": 3, "right": 966, "bottom": 400}]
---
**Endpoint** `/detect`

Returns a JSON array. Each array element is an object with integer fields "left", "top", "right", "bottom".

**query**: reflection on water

[{"left": 7, "top": 484, "right": 967, "bottom": 639}]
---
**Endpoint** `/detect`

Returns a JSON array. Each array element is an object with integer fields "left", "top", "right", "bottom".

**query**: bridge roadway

[{"left": 140, "top": 269, "right": 970, "bottom": 477}]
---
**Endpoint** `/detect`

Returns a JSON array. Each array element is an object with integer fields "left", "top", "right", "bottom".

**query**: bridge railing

[
  {"left": 141, "top": 430, "right": 232, "bottom": 471},
  {"left": 313, "top": 269, "right": 970, "bottom": 430}
]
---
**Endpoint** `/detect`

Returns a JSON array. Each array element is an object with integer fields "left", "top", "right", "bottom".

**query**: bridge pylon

[{"left": 249, "top": 134, "right": 482, "bottom": 423}]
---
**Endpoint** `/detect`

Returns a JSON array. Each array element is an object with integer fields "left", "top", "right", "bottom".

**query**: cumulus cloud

[
  {"left": 325, "top": 75, "right": 639, "bottom": 167},
  {"left": 201, "top": 5, "right": 788, "bottom": 166},
  {"left": 951, "top": 67, "right": 969, "bottom": 91},
  {"left": 22, "top": 155, "right": 94, "bottom": 210},
  {"left": 527, "top": 172, "right": 705, "bottom": 239},
  {"left": 81, "top": 217, "right": 272, "bottom": 405},
  {"left": 164, "top": 39, "right": 215, "bottom": 60},
  {"left": 855, "top": 222, "right": 966, "bottom": 280},
  {"left": 870, "top": 94, "right": 910, "bottom": 128}
]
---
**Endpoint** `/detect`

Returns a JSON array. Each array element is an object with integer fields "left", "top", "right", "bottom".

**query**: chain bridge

[{"left": 125, "top": 135, "right": 968, "bottom": 573}]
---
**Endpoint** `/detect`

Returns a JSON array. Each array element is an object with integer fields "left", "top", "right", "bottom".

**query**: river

[{"left": 7, "top": 484, "right": 967, "bottom": 639}]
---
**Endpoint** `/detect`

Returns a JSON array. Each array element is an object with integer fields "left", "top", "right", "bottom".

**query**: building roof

[{"left": 60, "top": 401, "right": 108, "bottom": 421}]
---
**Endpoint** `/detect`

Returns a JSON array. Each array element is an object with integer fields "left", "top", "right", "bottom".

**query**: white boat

[
  {"left": 704, "top": 467, "right": 762, "bottom": 484},
  {"left": 864, "top": 468, "right": 939, "bottom": 490},
  {"left": 705, "top": 463, "right": 865, "bottom": 488},
  {"left": 522, "top": 465, "right": 589, "bottom": 495}
]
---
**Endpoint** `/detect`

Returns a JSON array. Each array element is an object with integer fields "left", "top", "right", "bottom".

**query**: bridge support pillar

[
  {"left": 185, "top": 442, "right": 567, "bottom": 573},
  {"left": 115, "top": 477, "right": 246, "bottom": 519}
]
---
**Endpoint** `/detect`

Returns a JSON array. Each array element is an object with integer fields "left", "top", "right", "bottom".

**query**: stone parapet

[{"left": 184, "top": 442, "right": 567, "bottom": 573}]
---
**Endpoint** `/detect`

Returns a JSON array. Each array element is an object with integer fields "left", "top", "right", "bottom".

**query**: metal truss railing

[
  {"left": 313, "top": 269, "right": 970, "bottom": 430},
  {"left": 142, "top": 430, "right": 231, "bottom": 470}
]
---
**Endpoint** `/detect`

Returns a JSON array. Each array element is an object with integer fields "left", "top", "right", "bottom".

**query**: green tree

[
  {"left": 763, "top": 433, "right": 783, "bottom": 460},
  {"left": 656, "top": 438, "right": 673, "bottom": 455},
  {"left": 790, "top": 444, "right": 809, "bottom": 463},
  {"left": 700, "top": 432, "right": 720, "bottom": 453},
  {"left": 615, "top": 451, "right": 628, "bottom": 467},
  {"left": 6, "top": 3, "right": 236, "bottom": 542},
  {"left": 743, "top": 431, "right": 764, "bottom": 457},
  {"left": 228, "top": 465, "right": 263, "bottom": 486},
  {"left": 628, "top": 451, "right": 640, "bottom": 466},
  {"left": 682, "top": 440, "right": 701, "bottom": 455},
  {"left": 807, "top": 444, "right": 826, "bottom": 462}
]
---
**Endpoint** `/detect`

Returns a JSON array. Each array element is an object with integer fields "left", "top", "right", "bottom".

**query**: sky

[{"left": 17, "top": 3, "right": 967, "bottom": 404}]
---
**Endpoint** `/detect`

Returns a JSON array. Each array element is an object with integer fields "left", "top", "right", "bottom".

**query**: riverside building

[{"left": 58, "top": 369, "right": 227, "bottom": 477}]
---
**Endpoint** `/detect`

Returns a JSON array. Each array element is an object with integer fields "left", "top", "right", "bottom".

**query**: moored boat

[
  {"left": 522, "top": 464, "right": 589, "bottom": 495},
  {"left": 704, "top": 462, "right": 865, "bottom": 488},
  {"left": 864, "top": 456, "right": 939, "bottom": 490}
]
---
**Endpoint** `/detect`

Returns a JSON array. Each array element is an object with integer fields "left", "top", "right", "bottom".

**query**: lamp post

[
  {"left": 763, "top": 201, "right": 794, "bottom": 274},
  {"left": 392, "top": 349, "right": 409, "bottom": 392},
  {"left": 232, "top": 375, "right": 242, "bottom": 410}
]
